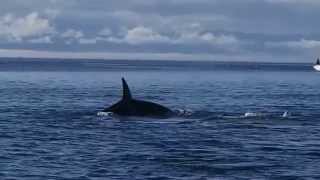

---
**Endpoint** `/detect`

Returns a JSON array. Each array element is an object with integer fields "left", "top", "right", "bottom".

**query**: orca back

[{"left": 103, "top": 78, "right": 173, "bottom": 118}]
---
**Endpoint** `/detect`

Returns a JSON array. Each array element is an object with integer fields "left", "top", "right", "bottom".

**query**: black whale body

[{"left": 103, "top": 78, "right": 173, "bottom": 118}]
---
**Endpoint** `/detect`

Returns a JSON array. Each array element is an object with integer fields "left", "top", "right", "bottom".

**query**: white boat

[{"left": 313, "top": 58, "right": 320, "bottom": 71}]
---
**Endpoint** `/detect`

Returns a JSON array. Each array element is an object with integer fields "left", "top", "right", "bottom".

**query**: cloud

[
  {"left": 44, "top": 8, "right": 60, "bottom": 19},
  {"left": 28, "top": 36, "right": 52, "bottom": 44},
  {"left": 265, "top": 39, "right": 320, "bottom": 49},
  {"left": 107, "top": 26, "right": 239, "bottom": 47},
  {"left": 98, "top": 28, "right": 112, "bottom": 36},
  {"left": 265, "top": 0, "right": 320, "bottom": 4},
  {"left": 79, "top": 38, "right": 98, "bottom": 44},
  {"left": 61, "top": 29, "right": 84, "bottom": 39},
  {"left": 177, "top": 31, "right": 238, "bottom": 46},
  {"left": 0, "top": 12, "right": 54, "bottom": 41},
  {"left": 108, "top": 26, "right": 171, "bottom": 44}
]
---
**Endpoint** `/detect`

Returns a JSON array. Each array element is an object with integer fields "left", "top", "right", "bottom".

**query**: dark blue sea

[{"left": 1, "top": 58, "right": 320, "bottom": 179}]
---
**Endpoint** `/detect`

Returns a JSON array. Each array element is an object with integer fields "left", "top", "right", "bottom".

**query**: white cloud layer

[
  {"left": 266, "top": 39, "right": 320, "bottom": 49},
  {"left": 0, "top": 12, "right": 54, "bottom": 41},
  {"left": 265, "top": 0, "right": 320, "bottom": 4},
  {"left": 107, "top": 26, "right": 239, "bottom": 46},
  {"left": 44, "top": 9, "right": 60, "bottom": 19},
  {"left": 98, "top": 28, "right": 112, "bottom": 36},
  {"left": 28, "top": 36, "right": 52, "bottom": 44},
  {"left": 61, "top": 29, "right": 84, "bottom": 39},
  {"left": 108, "top": 26, "right": 171, "bottom": 44}
]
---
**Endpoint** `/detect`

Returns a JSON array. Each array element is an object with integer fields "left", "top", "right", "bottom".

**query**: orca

[{"left": 103, "top": 78, "right": 174, "bottom": 118}]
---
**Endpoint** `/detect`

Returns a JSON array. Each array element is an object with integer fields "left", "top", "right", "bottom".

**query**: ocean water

[{"left": 0, "top": 58, "right": 320, "bottom": 179}]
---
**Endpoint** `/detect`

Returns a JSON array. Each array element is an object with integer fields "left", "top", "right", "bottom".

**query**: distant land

[
  {"left": 0, "top": 57, "right": 312, "bottom": 72},
  {"left": 0, "top": 49, "right": 310, "bottom": 63}
]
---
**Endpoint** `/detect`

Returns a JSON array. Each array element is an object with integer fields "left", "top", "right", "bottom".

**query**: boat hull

[{"left": 313, "top": 65, "right": 320, "bottom": 71}]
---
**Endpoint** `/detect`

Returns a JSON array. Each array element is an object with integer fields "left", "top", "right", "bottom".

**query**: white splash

[
  {"left": 174, "top": 109, "right": 193, "bottom": 116},
  {"left": 244, "top": 112, "right": 261, "bottom": 117},
  {"left": 97, "top": 111, "right": 113, "bottom": 117},
  {"left": 282, "top": 111, "right": 290, "bottom": 118}
]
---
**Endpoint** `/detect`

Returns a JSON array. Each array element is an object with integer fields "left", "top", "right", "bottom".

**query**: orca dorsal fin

[{"left": 122, "top": 78, "right": 132, "bottom": 100}]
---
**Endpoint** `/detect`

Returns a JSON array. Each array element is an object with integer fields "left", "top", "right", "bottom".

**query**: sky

[{"left": 0, "top": 0, "right": 319, "bottom": 62}]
